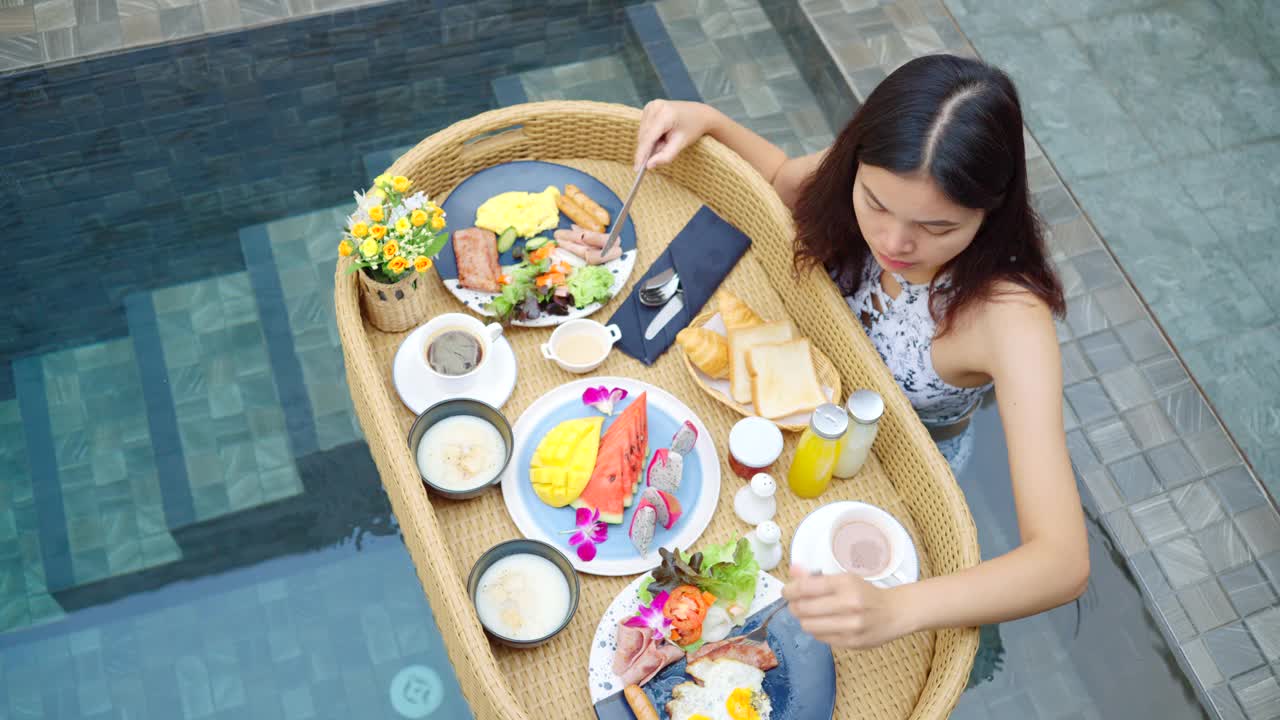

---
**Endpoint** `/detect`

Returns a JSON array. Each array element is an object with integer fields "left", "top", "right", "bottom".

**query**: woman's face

[{"left": 852, "top": 163, "right": 985, "bottom": 282}]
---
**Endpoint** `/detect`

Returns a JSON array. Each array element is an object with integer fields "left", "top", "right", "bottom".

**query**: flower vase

[{"left": 357, "top": 266, "right": 432, "bottom": 332}]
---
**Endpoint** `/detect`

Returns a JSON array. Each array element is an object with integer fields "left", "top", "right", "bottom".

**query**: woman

[{"left": 634, "top": 55, "right": 1089, "bottom": 654}]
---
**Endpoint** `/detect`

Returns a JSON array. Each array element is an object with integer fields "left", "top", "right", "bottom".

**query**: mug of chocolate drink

[
  {"left": 826, "top": 504, "right": 914, "bottom": 587},
  {"left": 418, "top": 313, "right": 504, "bottom": 389}
]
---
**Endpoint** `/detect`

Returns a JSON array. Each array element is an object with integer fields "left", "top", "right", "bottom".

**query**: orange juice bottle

[{"left": 787, "top": 404, "right": 849, "bottom": 499}]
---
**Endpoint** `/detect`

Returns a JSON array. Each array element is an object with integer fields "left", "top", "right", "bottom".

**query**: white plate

[
  {"left": 689, "top": 313, "right": 838, "bottom": 427},
  {"left": 586, "top": 569, "right": 783, "bottom": 703},
  {"left": 499, "top": 376, "right": 721, "bottom": 576},
  {"left": 391, "top": 324, "right": 518, "bottom": 414},
  {"left": 442, "top": 249, "right": 638, "bottom": 328},
  {"left": 789, "top": 501, "right": 920, "bottom": 584}
]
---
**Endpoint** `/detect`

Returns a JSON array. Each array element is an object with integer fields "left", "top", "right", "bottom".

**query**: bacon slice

[
  {"left": 453, "top": 227, "right": 500, "bottom": 293},
  {"left": 686, "top": 636, "right": 778, "bottom": 671}
]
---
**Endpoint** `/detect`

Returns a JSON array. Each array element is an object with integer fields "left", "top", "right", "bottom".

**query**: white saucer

[
  {"left": 392, "top": 324, "right": 518, "bottom": 414},
  {"left": 789, "top": 501, "right": 920, "bottom": 586}
]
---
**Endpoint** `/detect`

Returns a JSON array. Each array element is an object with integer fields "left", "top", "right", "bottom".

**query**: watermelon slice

[{"left": 571, "top": 393, "right": 649, "bottom": 524}]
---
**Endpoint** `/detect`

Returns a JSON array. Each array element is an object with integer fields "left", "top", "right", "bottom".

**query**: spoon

[{"left": 639, "top": 272, "right": 681, "bottom": 307}]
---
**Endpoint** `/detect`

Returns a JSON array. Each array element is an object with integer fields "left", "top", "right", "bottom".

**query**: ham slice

[
  {"left": 555, "top": 225, "right": 608, "bottom": 248},
  {"left": 453, "top": 227, "right": 500, "bottom": 293},
  {"left": 554, "top": 226, "right": 622, "bottom": 265},
  {"left": 612, "top": 621, "right": 685, "bottom": 687},
  {"left": 687, "top": 637, "right": 778, "bottom": 671}
]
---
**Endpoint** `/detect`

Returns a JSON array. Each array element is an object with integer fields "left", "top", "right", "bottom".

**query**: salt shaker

[
  {"left": 734, "top": 473, "right": 777, "bottom": 525},
  {"left": 746, "top": 521, "right": 783, "bottom": 571}
]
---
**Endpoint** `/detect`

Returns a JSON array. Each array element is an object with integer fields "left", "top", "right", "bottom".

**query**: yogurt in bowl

[
  {"left": 407, "top": 398, "right": 513, "bottom": 499},
  {"left": 467, "top": 539, "right": 581, "bottom": 648}
]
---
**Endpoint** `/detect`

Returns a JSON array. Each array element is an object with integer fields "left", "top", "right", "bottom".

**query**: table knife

[
  {"left": 643, "top": 293, "right": 684, "bottom": 340},
  {"left": 601, "top": 150, "right": 650, "bottom": 259}
]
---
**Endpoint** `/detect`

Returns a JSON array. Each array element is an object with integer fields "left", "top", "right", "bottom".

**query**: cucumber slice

[
  {"left": 496, "top": 226, "right": 518, "bottom": 253},
  {"left": 525, "top": 236, "right": 550, "bottom": 251}
]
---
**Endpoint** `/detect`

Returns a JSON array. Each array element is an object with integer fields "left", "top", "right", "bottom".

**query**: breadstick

[
  {"left": 565, "top": 184, "right": 610, "bottom": 227},
  {"left": 623, "top": 685, "right": 659, "bottom": 720},
  {"left": 556, "top": 194, "right": 605, "bottom": 233}
]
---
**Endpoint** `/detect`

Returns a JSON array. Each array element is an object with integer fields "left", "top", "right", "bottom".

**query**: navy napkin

[{"left": 608, "top": 206, "right": 752, "bottom": 365}]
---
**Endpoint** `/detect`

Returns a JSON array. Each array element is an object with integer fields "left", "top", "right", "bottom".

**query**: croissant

[
  {"left": 717, "top": 291, "right": 763, "bottom": 330},
  {"left": 677, "top": 327, "right": 730, "bottom": 379}
]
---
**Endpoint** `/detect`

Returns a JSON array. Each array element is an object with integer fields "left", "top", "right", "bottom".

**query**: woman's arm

[
  {"left": 784, "top": 293, "right": 1088, "bottom": 647},
  {"left": 634, "top": 101, "right": 825, "bottom": 209},
  {"left": 893, "top": 294, "right": 1088, "bottom": 632}
]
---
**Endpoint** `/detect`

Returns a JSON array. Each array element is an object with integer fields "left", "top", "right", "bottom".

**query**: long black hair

[{"left": 794, "top": 54, "right": 1063, "bottom": 334}]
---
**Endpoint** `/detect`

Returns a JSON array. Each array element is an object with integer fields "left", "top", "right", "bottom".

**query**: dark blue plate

[
  {"left": 593, "top": 601, "right": 837, "bottom": 720},
  {"left": 436, "top": 160, "right": 639, "bottom": 280}
]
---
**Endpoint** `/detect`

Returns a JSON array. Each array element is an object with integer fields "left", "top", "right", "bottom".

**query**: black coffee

[{"left": 426, "top": 330, "right": 484, "bottom": 376}]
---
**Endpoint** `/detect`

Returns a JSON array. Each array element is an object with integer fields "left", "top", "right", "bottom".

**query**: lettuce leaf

[
  {"left": 567, "top": 265, "right": 615, "bottom": 308},
  {"left": 695, "top": 538, "right": 759, "bottom": 613}
]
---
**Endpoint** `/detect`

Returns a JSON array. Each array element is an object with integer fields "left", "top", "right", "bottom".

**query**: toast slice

[
  {"left": 747, "top": 339, "right": 827, "bottom": 419},
  {"left": 728, "top": 320, "right": 795, "bottom": 403}
]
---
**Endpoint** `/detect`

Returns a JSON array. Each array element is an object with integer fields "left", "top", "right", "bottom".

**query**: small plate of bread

[{"left": 676, "top": 291, "right": 840, "bottom": 432}]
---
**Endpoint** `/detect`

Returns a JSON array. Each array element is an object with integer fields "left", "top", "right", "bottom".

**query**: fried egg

[
  {"left": 667, "top": 658, "right": 772, "bottom": 720},
  {"left": 474, "top": 186, "right": 560, "bottom": 238}
]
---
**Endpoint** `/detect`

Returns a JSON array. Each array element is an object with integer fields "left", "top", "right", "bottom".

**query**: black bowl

[
  {"left": 467, "top": 539, "right": 581, "bottom": 648},
  {"left": 407, "top": 398, "right": 513, "bottom": 499}
]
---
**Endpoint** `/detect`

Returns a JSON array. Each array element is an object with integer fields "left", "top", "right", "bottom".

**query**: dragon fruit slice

[
  {"left": 645, "top": 448, "right": 684, "bottom": 493},
  {"left": 641, "top": 487, "right": 683, "bottom": 530},
  {"left": 629, "top": 504, "right": 657, "bottom": 556},
  {"left": 670, "top": 421, "right": 698, "bottom": 455}
]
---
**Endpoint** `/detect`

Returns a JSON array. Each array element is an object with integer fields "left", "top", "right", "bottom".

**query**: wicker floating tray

[{"left": 334, "top": 101, "right": 979, "bottom": 720}]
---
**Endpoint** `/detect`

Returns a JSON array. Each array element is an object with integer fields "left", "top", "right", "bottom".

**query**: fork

[{"left": 729, "top": 598, "right": 787, "bottom": 645}]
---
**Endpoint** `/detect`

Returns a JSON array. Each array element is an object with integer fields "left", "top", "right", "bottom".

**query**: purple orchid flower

[
  {"left": 582, "top": 386, "right": 628, "bottom": 416},
  {"left": 564, "top": 507, "right": 608, "bottom": 562},
  {"left": 623, "top": 590, "right": 672, "bottom": 642}
]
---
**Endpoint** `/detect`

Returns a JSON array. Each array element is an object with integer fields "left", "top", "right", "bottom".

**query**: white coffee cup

[
  {"left": 825, "top": 504, "right": 914, "bottom": 587},
  {"left": 540, "top": 319, "right": 622, "bottom": 374},
  {"left": 419, "top": 312, "right": 504, "bottom": 389}
]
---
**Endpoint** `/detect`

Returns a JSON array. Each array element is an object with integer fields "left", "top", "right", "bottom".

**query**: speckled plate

[
  {"left": 588, "top": 570, "right": 837, "bottom": 719},
  {"left": 437, "top": 160, "right": 638, "bottom": 327}
]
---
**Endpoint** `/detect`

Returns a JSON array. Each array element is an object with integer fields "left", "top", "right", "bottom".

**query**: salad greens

[
  {"left": 567, "top": 265, "right": 615, "bottom": 309},
  {"left": 487, "top": 256, "right": 549, "bottom": 322},
  {"left": 638, "top": 539, "right": 759, "bottom": 617},
  {"left": 485, "top": 245, "right": 617, "bottom": 323}
]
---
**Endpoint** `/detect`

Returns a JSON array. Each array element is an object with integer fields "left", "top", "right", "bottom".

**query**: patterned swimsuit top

[{"left": 845, "top": 257, "right": 992, "bottom": 427}]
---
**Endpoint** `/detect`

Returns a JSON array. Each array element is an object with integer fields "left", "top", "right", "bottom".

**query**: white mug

[
  {"left": 825, "top": 503, "right": 914, "bottom": 588},
  {"left": 419, "top": 313, "right": 504, "bottom": 389},
  {"left": 540, "top": 319, "right": 622, "bottom": 374}
]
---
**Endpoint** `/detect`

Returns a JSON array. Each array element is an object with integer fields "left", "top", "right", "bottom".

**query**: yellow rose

[
  {"left": 410, "top": 209, "right": 428, "bottom": 227},
  {"left": 359, "top": 238, "right": 378, "bottom": 257},
  {"left": 368, "top": 204, "right": 385, "bottom": 222},
  {"left": 370, "top": 224, "right": 387, "bottom": 239},
  {"left": 392, "top": 175, "right": 411, "bottom": 193},
  {"left": 373, "top": 188, "right": 386, "bottom": 201},
  {"left": 382, "top": 240, "right": 398, "bottom": 259},
  {"left": 338, "top": 240, "right": 352, "bottom": 257},
  {"left": 395, "top": 217, "right": 411, "bottom": 234},
  {"left": 374, "top": 173, "right": 390, "bottom": 187},
  {"left": 414, "top": 256, "right": 432, "bottom": 273},
  {"left": 388, "top": 256, "right": 409, "bottom": 274},
  {"left": 351, "top": 221, "right": 368, "bottom": 238},
  {"left": 430, "top": 213, "right": 445, "bottom": 231}
]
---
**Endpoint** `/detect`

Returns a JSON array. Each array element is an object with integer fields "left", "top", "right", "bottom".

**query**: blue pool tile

[{"left": 124, "top": 293, "right": 197, "bottom": 531}]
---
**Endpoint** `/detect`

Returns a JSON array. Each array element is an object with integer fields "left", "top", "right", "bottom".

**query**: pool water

[{"left": 0, "top": 0, "right": 1212, "bottom": 717}]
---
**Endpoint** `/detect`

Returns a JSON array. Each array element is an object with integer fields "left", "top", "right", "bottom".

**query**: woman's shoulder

[{"left": 945, "top": 280, "right": 1058, "bottom": 367}]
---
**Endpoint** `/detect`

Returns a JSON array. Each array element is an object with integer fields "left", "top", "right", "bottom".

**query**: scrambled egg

[{"left": 475, "top": 186, "right": 560, "bottom": 238}]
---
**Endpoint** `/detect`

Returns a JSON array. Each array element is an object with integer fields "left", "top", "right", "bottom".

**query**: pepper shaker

[
  {"left": 734, "top": 473, "right": 777, "bottom": 525},
  {"left": 747, "top": 521, "right": 783, "bottom": 571}
]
